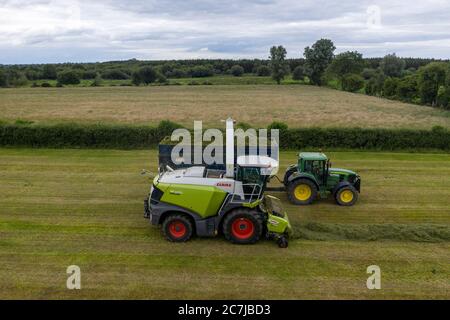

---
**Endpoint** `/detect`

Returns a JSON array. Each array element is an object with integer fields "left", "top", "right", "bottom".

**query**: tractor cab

[{"left": 298, "top": 152, "right": 329, "bottom": 185}]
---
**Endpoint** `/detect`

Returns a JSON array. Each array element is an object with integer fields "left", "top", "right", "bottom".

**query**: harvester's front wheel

[
  {"left": 223, "top": 209, "right": 264, "bottom": 245},
  {"left": 277, "top": 236, "right": 289, "bottom": 248},
  {"left": 335, "top": 185, "right": 358, "bottom": 206},
  {"left": 287, "top": 179, "right": 317, "bottom": 205},
  {"left": 162, "top": 214, "right": 193, "bottom": 242}
]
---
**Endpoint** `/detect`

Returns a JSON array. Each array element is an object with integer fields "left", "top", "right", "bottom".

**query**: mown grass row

[{"left": 293, "top": 222, "right": 450, "bottom": 242}]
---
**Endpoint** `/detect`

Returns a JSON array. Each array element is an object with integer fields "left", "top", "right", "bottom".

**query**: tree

[
  {"left": 6, "top": 69, "right": 28, "bottom": 86},
  {"left": 132, "top": 66, "right": 158, "bottom": 86},
  {"left": 90, "top": 73, "right": 103, "bottom": 87},
  {"left": 436, "top": 86, "right": 450, "bottom": 109},
  {"left": 441, "top": 64, "right": 450, "bottom": 109},
  {"left": 383, "top": 77, "right": 399, "bottom": 98},
  {"left": 131, "top": 71, "right": 141, "bottom": 86},
  {"left": 446, "top": 63, "right": 450, "bottom": 87},
  {"left": 418, "top": 62, "right": 447, "bottom": 105},
  {"left": 380, "top": 54, "right": 405, "bottom": 77},
  {"left": 292, "top": 66, "right": 305, "bottom": 81},
  {"left": 326, "top": 51, "right": 364, "bottom": 82},
  {"left": 365, "top": 71, "right": 386, "bottom": 96},
  {"left": 156, "top": 72, "right": 167, "bottom": 84},
  {"left": 396, "top": 75, "right": 418, "bottom": 102},
  {"left": 101, "top": 69, "right": 130, "bottom": 80},
  {"left": 190, "top": 65, "right": 214, "bottom": 77},
  {"left": 42, "top": 65, "right": 57, "bottom": 80},
  {"left": 361, "top": 68, "right": 377, "bottom": 80},
  {"left": 25, "top": 68, "right": 40, "bottom": 81},
  {"left": 0, "top": 69, "right": 7, "bottom": 87},
  {"left": 255, "top": 65, "right": 271, "bottom": 76},
  {"left": 230, "top": 65, "right": 244, "bottom": 77},
  {"left": 82, "top": 70, "right": 97, "bottom": 79},
  {"left": 140, "top": 67, "right": 158, "bottom": 84},
  {"left": 304, "top": 39, "right": 336, "bottom": 85},
  {"left": 167, "top": 68, "right": 187, "bottom": 78},
  {"left": 341, "top": 74, "right": 365, "bottom": 92},
  {"left": 269, "top": 45, "right": 289, "bottom": 84},
  {"left": 57, "top": 70, "right": 80, "bottom": 85}
]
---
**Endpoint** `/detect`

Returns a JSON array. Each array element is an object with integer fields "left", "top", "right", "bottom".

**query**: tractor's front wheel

[
  {"left": 223, "top": 209, "right": 264, "bottom": 245},
  {"left": 335, "top": 185, "right": 358, "bottom": 206},
  {"left": 283, "top": 167, "right": 297, "bottom": 186},
  {"left": 287, "top": 179, "right": 318, "bottom": 205},
  {"left": 162, "top": 214, "right": 193, "bottom": 242}
]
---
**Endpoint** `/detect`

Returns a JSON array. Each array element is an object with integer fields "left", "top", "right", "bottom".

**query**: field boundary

[{"left": 0, "top": 122, "right": 449, "bottom": 151}]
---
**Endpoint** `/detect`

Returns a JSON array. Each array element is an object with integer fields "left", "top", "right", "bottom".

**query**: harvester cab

[
  {"left": 144, "top": 119, "right": 291, "bottom": 248},
  {"left": 283, "top": 152, "right": 361, "bottom": 206}
]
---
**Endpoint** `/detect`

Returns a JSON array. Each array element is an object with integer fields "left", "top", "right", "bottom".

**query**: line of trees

[
  {"left": 267, "top": 39, "right": 450, "bottom": 109},
  {"left": 1, "top": 44, "right": 450, "bottom": 109},
  {"left": 0, "top": 58, "right": 281, "bottom": 87}
]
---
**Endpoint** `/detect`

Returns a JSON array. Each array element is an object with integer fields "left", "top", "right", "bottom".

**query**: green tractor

[
  {"left": 283, "top": 152, "right": 361, "bottom": 206},
  {"left": 144, "top": 156, "right": 291, "bottom": 248}
]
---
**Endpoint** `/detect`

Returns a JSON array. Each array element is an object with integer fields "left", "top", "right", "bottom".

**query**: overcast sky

[{"left": 1, "top": 0, "right": 450, "bottom": 64}]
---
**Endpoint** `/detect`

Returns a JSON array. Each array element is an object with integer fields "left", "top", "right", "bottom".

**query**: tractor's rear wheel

[
  {"left": 223, "top": 209, "right": 264, "bottom": 245},
  {"left": 335, "top": 185, "right": 358, "bottom": 206},
  {"left": 287, "top": 179, "right": 318, "bottom": 205},
  {"left": 162, "top": 214, "right": 193, "bottom": 242}
]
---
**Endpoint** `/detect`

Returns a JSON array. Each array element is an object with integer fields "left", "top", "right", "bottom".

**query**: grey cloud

[{"left": 0, "top": 0, "right": 449, "bottom": 63}]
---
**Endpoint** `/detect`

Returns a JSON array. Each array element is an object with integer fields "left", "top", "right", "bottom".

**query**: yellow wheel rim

[
  {"left": 294, "top": 184, "right": 312, "bottom": 201},
  {"left": 340, "top": 190, "right": 354, "bottom": 203}
]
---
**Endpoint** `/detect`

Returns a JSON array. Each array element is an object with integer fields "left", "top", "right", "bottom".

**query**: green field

[
  {"left": 1, "top": 85, "right": 450, "bottom": 129},
  {"left": 0, "top": 148, "right": 449, "bottom": 299}
]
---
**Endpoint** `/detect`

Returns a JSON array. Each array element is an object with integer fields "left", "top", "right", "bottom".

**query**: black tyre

[
  {"left": 223, "top": 209, "right": 264, "bottom": 245},
  {"left": 277, "top": 236, "right": 288, "bottom": 248},
  {"left": 287, "top": 179, "right": 318, "bottom": 205},
  {"left": 162, "top": 214, "right": 193, "bottom": 242},
  {"left": 335, "top": 185, "right": 359, "bottom": 206},
  {"left": 283, "top": 167, "right": 297, "bottom": 186}
]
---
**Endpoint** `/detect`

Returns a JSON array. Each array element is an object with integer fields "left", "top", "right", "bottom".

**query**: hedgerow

[{"left": 0, "top": 121, "right": 449, "bottom": 150}]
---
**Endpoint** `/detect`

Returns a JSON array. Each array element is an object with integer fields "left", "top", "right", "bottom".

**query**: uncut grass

[
  {"left": 0, "top": 148, "right": 449, "bottom": 299},
  {"left": 1, "top": 85, "right": 450, "bottom": 129}
]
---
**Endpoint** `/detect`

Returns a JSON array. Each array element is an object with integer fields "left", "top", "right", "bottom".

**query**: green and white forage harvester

[{"left": 144, "top": 119, "right": 292, "bottom": 248}]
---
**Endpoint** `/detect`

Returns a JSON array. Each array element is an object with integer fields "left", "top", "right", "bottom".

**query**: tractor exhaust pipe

[{"left": 225, "top": 117, "right": 235, "bottom": 178}]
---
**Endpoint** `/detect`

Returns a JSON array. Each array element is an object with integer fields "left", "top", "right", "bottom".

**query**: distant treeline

[
  {"left": 0, "top": 56, "right": 446, "bottom": 84},
  {"left": 1, "top": 120, "right": 449, "bottom": 151},
  {"left": 1, "top": 40, "right": 450, "bottom": 110}
]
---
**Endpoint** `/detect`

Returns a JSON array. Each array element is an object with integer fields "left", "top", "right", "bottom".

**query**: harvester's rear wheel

[
  {"left": 335, "top": 185, "right": 358, "bottom": 206},
  {"left": 162, "top": 214, "right": 193, "bottom": 242},
  {"left": 287, "top": 179, "right": 317, "bottom": 205},
  {"left": 223, "top": 209, "right": 264, "bottom": 245}
]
